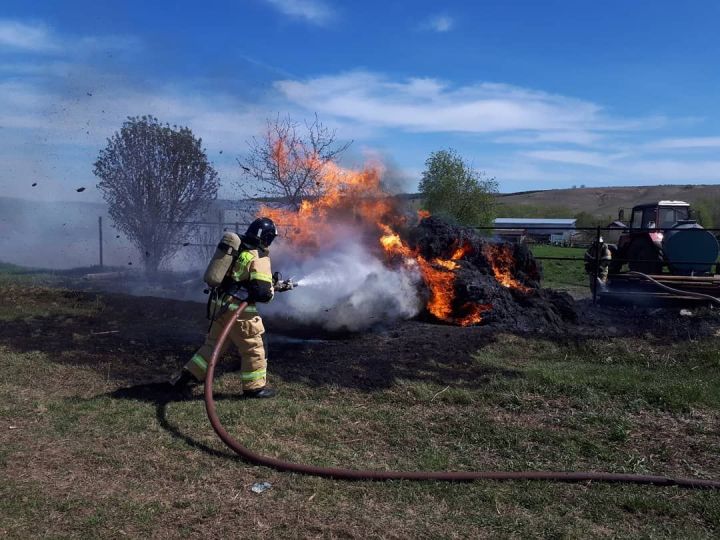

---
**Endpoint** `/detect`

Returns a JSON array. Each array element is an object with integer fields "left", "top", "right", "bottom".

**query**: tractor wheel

[{"left": 627, "top": 238, "right": 663, "bottom": 274}]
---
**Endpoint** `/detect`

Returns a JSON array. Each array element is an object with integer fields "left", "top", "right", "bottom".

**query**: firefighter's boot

[
  {"left": 243, "top": 386, "right": 276, "bottom": 399},
  {"left": 170, "top": 368, "right": 199, "bottom": 388}
]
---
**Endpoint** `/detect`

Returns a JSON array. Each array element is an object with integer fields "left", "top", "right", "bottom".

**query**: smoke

[{"left": 264, "top": 231, "right": 423, "bottom": 331}]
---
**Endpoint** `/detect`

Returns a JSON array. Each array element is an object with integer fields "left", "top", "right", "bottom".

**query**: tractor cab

[
  {"left": 628, "top": 201, "right": 691, "bottom": 232},
  {"left": 615, "top": 201, "right": 692, "bottom": 273}
]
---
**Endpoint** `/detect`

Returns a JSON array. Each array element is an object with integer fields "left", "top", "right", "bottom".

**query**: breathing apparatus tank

[{"left": 203, "top": 231, "right": 241, "bottom": 287}]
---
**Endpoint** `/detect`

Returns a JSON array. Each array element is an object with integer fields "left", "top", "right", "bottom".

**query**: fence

[
  {"left": 481, "top": 225, "right": 720, "bottom": 304},
  {"left": 88, "top": 218, "right": 719, "bottom": 304}
]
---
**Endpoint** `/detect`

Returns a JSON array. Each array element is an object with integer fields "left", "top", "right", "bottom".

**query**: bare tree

[
  {"left": 237, "top": 114, "right": 351, "bottom": 209},
  {"left": 94, "top": 115, "right": 219, "bottom": 276}
]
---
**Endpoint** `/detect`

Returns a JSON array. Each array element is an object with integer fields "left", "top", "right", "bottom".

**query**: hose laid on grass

[
  {"left": 204, "top": 302, "right": 720, "bottom": 488},
  {"left": 626, "top": 271, "right": 720, "bottom": 307}
]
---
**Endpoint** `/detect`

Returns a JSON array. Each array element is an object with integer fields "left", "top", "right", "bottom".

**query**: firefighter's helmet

[{"left": 245, "top": 217, "right": 278, "bottom": 248}]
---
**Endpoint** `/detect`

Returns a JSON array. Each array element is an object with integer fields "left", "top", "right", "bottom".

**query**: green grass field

[
  {"left": 1, "top": 267, "right": 719, "bottom": 538},
  {"left": 531, "top": 244, "right": 588, "bottom": 292}
]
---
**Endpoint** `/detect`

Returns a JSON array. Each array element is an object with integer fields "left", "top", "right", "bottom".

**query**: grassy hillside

[{"left": 497, "top": 184, "right": 720, "bottom": 220}]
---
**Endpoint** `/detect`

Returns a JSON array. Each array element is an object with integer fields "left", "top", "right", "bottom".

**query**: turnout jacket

[{"left": 221, "top": 246, "right": 274, "bottom": 314}]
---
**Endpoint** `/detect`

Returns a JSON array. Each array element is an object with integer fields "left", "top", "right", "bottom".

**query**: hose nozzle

[{"left": 273, "top": 271, "right": 298, "bottom": 292}]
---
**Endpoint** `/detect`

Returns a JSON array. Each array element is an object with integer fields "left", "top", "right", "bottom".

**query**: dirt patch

[{"left": 1, "top": 282, "right": 718, "bottom": 391}]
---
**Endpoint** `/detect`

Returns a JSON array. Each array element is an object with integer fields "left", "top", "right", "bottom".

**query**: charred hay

[{"left": 409, "top": 217, "right": 577, "bottom": 332}]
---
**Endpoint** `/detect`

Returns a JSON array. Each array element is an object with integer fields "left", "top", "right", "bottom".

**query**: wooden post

[
  {"left": 98, "top": 216, "right": 104, "bottom": 269},
  {"left": 592, "top": 226, "right": 601, "bottom": 305}
]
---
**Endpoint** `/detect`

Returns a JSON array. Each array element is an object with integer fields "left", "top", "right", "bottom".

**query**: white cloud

[
  {"left": 494, "top": 130, "right": 603, "bottom": 146},
  {"left": 646, "top": 136, "right": 720, "bottom": 150},
  {"left": 520, "top": 145, "right": 720, "bottom": 185},
  {"left": 0, "top": 20, "right": 57, "bottom": 52},
  {"left": 421, "top": 15, "right": 454, "bottom": 33},
  {"left": 262, "top": 0, "right": 334, "bottom": 25},
  {"left": 0, "top": 18, "right": 139, "bottom": 55},
  {"left": 523, "top": 150, "right": 611, "bottom": 168},
  {"left": 0, "top": 67, "right": 274, "bottom": 202},
  {"left": 275, "top": 71, "right": 658, "bottom": 140},
  {"left": 621, "top": 159, "right": 720, "bottom": 182}
]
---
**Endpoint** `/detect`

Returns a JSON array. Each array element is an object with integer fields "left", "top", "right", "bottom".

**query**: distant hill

[{"left": 496, "top": 184, "right": 720, "bottom": 218}]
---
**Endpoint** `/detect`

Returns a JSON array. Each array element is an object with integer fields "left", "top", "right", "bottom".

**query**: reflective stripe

[
  {"left": 241, "top": 369, "right": 266, "bottom": 381},
  {"left": 214, "top": 300, "right": 257, "bottom": 313},
  {"left": 186, "top": 353, "right": 208, "bottom": 380},
  {"left": 250, "top": 271, "right": 272, "bottom": 282}
]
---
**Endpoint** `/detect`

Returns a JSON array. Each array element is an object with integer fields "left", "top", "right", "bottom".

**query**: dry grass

[{"left": 1, "top": 279, "right": 719, "bottom": 538}]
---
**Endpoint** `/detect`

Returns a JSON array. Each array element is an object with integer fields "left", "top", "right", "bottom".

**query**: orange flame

[
  {"left": 482, "top": 244, "right": 531, "bottom": 293},
  {"left": 379, "top": 224, "right": 489, "bottom": 325},
  {"left": 261, "top": 159, "right": 399, "bottom": 251},
  {"left": 256, "top": 134, "right": 527, "bottom": 326}
]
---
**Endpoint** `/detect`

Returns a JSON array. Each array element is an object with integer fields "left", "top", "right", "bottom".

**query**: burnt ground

[
  {"left": 1, "top": 284, "right": 717, "bottom": 391},
  {"left": 3, "top": 279, "right": 720, "bottom": 538}
]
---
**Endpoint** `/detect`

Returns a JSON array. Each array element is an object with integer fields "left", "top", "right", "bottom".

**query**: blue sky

[{"left": 1, "top": 0, "right": 720, "bottom": 202}]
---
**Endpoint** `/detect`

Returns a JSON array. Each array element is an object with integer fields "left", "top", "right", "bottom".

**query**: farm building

[
  {"left": 493, "top": 218, "right": 577, "bottom": 244},
  {"left": 604, "top": 220, "right": 628, "bottom": 244}
]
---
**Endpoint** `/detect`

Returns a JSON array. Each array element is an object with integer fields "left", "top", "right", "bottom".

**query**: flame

[
  {"left": 261, "top": 159, "right": 399, "bottom": 250},
  {"left": 379, "top": 224, "right": 489, "bottom": 325},
  {"left": 255, "top": 132, "right": 527, "bottom": 326},
  {"left": 483, "top": 244, "right": 531, "bottom": 293}
]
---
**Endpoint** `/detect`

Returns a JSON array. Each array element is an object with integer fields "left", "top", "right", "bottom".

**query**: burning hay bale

[
  {"left": 395, "top": 216, "right": 577, "bottom": 331},
  {"left": 255, "top": 152, "right": 575, "bottom": 332}
]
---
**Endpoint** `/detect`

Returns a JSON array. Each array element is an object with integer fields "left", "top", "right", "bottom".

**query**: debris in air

[
  {"left": 250, "top": 481, "right": 272, "bottom": 494},
  {"left": 76, "top": 187, "right": 86, "bottom": 192},
  {"left": 182, "top": 242, "right": 190, "bottom": 246},
  {"left": 32, "top": 182, "right": 37, "bottom": 187}
]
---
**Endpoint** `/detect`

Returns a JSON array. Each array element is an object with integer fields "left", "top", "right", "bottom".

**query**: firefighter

[
  {"left": 584, "top": 236, "right": 612, "bottom": 290},
  {"left": 172, "top": 217, "right": 279, "bottom": 398}
]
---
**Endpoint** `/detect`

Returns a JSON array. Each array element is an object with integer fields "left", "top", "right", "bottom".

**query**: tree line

[{"left": 93, "top": 115, "right": 497, "bottom": 275}]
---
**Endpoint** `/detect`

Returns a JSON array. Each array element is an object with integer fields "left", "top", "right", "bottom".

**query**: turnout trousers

[{"left": 184, "top": 308, "right": 267, "bottom": 391}]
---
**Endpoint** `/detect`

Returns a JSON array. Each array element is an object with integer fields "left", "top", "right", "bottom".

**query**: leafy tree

[
  {"left": 419, "top": 149, "right": 498, "bottom": 226},
  {"left": 94, "top": 116, "right": 219, "bottom": 276},
  {"left": 238, "top": 114, "right": 351, "bottom": 209},
  {"left": 573, "top": 211, "right": 612, "bottom": 228}
]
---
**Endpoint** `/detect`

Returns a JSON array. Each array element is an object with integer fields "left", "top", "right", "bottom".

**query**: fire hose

[
  {"left": 626, "top": 271, "right": 720, "bottom": 307},
  {"left": 204, "top": 302, "right": 720, "bottom": 488}
]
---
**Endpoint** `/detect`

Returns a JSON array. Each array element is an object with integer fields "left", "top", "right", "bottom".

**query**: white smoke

[{"left": 264, "top": 233, "right": 423, "bottom": 331}]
